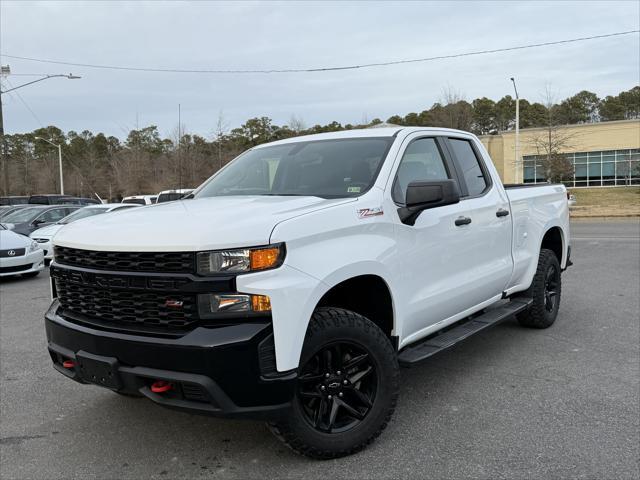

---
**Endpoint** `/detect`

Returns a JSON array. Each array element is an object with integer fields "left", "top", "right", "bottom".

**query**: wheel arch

[
  {"left": 315, "top": 274, "right": 396, "bottom": 346},
  {"left": 540, "top": 225, "right": 566, "bottom": 266}
]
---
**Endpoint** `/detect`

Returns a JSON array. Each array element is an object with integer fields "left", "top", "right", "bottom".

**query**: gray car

[{"left": 2, "top": 205, "right": 80, "bottom": 236}]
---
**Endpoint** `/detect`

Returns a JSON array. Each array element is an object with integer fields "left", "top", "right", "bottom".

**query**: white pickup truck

[{"left": 45, "top": 127, "right": 571, "bottom": 459}]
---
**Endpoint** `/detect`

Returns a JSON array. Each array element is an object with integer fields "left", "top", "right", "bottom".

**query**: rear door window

[{"left": 448, "top": 139, "right": 488, "bottom": 197}]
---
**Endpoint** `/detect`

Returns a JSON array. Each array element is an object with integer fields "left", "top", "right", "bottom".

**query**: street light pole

[
  {"left": 35, "top": 137, "right": 64, "bottom": 195},
  {"left": 510, "top": 77, "right": 520, "bottom": 184}
]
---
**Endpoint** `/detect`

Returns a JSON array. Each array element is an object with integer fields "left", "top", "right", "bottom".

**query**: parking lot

[{"left": 1, "top": 220, "right": 638, "bottom": 479}]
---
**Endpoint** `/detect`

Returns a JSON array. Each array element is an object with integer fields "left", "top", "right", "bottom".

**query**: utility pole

[
  {"left": 510, "top": 77, "right": 521, "bottom": 184},
  {"left": 35, "top": 137, "right": 65, "bottom": 195},
  {"left": 178, "top": 103, "right": 181, "bottom": 190},
  {"left": 0, "top": 66, "right": 80, "bottom": 195}
]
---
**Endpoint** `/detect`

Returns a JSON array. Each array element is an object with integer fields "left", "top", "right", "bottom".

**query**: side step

[{"left": 398, "top": 298, "right": 532, "bottom": 367}]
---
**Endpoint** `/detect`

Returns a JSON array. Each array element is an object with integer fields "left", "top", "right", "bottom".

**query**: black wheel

[
  {"left": 269, "top": 307, "right": 399, "bottom": 459},
  {"left": 22, "top": 271, "right": 40, "bottom": 278},
  {"left": 517, "top": 248, "right": 561, "bottom": 328}
]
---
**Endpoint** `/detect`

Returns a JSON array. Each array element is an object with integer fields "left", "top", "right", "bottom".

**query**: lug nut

[
  {"left": 325, "top": 373, "right": 330, "bottom": 378},
  {"left": 337, "top": 371, "right": 342, "bottom": 375},
  {"left": 328, "top": 395, "right": 332, "bottom": 400},
  {"left": 338, "top": 392, "right": 344, "bottom": 397},
  {"left": 320, "top": 385, "right": 325, "bottom": 391},
  {"left": 343, "top": 380, "right": 348, "bottom": 385}
]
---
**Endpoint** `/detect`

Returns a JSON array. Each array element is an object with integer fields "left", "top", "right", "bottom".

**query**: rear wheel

[
  {"left": 517, "top": 248, "right": 561, "bottom": 329},
  {"left": 268, "top": 307, "right": 398, "bottom": 459}
]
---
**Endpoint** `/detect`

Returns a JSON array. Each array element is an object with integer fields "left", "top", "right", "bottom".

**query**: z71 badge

[{"left": 357, "top": 207, "right": 384, "bottom": 219}]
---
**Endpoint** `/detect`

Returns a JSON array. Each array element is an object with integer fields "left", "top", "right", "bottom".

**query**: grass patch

[{"left": 568, "top": 187, "right": 640, "bottom": 217}]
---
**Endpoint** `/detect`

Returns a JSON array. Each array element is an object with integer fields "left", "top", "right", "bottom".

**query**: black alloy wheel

[
  {"left": 297, "top": 341, "right": 376, "bottom": 434},
  {"left": 544, "top": 263, "right": 559, "bottom": 312}
]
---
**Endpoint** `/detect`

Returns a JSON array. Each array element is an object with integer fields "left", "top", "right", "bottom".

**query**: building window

[{"left": 523, "top": 149, "right": 640, "bottom": 187}]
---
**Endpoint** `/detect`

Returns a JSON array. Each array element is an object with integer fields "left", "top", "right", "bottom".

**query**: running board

[{"left": 398, "top": 298, "right": 532, "bottom": 366}]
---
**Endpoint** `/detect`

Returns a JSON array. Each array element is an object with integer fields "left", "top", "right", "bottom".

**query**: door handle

[
  {"left": 455, "top": 216, "right": 472, "bottom": 226},
  {"left": 496, "top": 208, "right": 510, "bottom": 217}
]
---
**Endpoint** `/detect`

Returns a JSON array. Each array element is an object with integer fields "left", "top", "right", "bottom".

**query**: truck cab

[{"left": 45, "top": 127, "right": 570, "bottom": 459}]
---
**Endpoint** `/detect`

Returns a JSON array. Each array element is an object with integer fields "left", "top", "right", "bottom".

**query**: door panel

[
  {"left": 387, "top": 134, "right": 475, "bottom": 341},
  {"left": 445, "top": 138, "right": 513, "bottom": 307}
]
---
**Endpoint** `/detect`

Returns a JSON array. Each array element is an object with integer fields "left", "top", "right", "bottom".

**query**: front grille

[
  {"left": 55, "top": 277, "right": 198, "bottom": 330},
  {"left": 0, "top": 263, "right": 32, "bottom": 274},
  {"left": 54, "top": 246, "right": 195, "bottom": 273},
  {"left": 0, "top": 248, "right": 26, "bottom": 258}
]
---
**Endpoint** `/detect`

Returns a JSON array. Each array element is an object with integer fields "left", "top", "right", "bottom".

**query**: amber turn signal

[
  {"left": 251, "top": 294, "right": 272, "bottom": 312},
  {"left": 250, "top": 247, "right": 281, "bottom": 270}
]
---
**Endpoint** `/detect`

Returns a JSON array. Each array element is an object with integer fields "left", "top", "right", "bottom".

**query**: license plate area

[{"left": 76, "top": 351, "right": 121, "bottom": 389}]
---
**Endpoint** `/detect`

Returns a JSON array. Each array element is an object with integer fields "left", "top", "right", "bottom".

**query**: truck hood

[{"left": 53, "top": 196, "right": 353, "bottom": 251}]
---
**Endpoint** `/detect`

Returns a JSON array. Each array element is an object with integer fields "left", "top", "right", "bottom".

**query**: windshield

[
  {"left": 195, "top": 137, "right": 394, "bottom": 199},
  {"left": 3, "top": 207, "right": 44, "bottom": 223},
  {"left": 58, "top": 207, "right": 107, "bottom": 224}
]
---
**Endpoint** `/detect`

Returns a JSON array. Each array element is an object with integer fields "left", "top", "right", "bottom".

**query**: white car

[
  {"left": 0, "top": 223, "right": 44, "bottom": 278},
  {"left": 122, "top": 195, "right": 157, "bottom": 205},
  {"left": 30, "top": 203, "right": 140, "bottom": 262}
]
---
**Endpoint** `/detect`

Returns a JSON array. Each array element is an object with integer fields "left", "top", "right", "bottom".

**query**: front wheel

[
  {"left": 268, "top": 307, "right": 399, "bottom": 459},
  {"left": 517, "top": 248, "right": 561, "bottom": 329}
]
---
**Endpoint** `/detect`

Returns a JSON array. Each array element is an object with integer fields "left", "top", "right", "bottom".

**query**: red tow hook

[
  {"left": 150, "top": 380, "right": 174, "bottom": 393},
  {"left": 62, "top": 360, "right": 76, "bottom": 369}
]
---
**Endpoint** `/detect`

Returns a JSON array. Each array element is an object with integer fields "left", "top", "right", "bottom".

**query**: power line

[
  {"left": 3, "top": 78, "right": 44, "bottom": 127},
  {"left": 1, "top": 30, "right": 638, "bottom": 74}
]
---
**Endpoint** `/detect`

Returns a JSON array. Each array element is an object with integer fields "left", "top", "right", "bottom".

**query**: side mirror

[
  {"left": 398, "top": 179, "right": 460, "bottom": 226},
  {"left": 32, "top": 219, "right": 46, "bottom": 226}
]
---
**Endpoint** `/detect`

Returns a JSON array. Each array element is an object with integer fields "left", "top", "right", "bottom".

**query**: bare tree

[
  {"left": 288, "top": 114, "right": 306, "bottom": 134},
  {"left": 214, "top": 110, "right": 228, "bottom": 171},
  {"left": 528, "top": 86, "right": 576, "bottom": 183}
]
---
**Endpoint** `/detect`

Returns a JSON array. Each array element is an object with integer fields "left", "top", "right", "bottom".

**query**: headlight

[
  {"left": 28, "top": 240, "right": 40, "bottom": 252},
  {"left": 197, "top": 244, "right": 285, "bottom": 275}
]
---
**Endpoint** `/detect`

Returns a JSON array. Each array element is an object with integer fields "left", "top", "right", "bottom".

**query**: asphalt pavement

[{"left": 1, "top": 220, "right": 639, "bottom": 479}]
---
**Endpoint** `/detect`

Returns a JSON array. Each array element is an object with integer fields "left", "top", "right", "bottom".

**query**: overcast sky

[{"left": 1, "top": 1, "right": 638, "bottom": 139}]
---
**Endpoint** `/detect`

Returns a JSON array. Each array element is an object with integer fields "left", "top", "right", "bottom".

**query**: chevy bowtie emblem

[
  {"left": 7, "top": 250, "right": 16, "bottom": 256},
  {"left": 164, "top": 299, "right": 184, "bottom": 308}
]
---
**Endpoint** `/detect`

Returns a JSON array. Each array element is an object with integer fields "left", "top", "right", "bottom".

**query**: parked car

[
  {"left": 0, "top": 223, "right": 44, "bottom": 278},
  {"left": 156, "top": 189, "right": 194, "bottom": 203},
  {"left": 0, "top": 205, "right": 31, "bottom": 220},
  {"left": 31, "top": 203, "right": 140, "bottom": 262},
  {"left": 122, "top": 195, "right": 157, "bottom": 205},
  {"left": 28, "top": 194, "right": 100, "bottom": 206},
  {"left": 3, "top": 205, "right": 80, "bottom": 236},
  {"left": 46, "top": 127, "right": 571, "bottom": 459},
  {"left": 0, "top": 196, "right": 29, "bottom": 205}
]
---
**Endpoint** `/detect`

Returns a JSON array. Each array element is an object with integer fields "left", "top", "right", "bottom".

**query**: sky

[{"left": 1, "top": 1, "right": 639, "bottom": 139}]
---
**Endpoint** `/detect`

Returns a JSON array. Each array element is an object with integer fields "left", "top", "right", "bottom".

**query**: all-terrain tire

[
  {"left": 268, "top": 307, "right": 399, "bottom": 459},
  {"left": 517, "top": 248, "right": 561, "bottom": 329}
]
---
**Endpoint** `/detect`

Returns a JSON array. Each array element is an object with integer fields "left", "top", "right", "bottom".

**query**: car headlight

[
  {"left": 28, "top": 240, "right": 40, "bottom": 252},
  {"left": 196, "top": 244, "right": 285, "bottom": 275}
]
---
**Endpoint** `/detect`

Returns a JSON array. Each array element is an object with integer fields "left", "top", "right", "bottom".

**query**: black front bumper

[{"left": 45, "top": 301, "right": 296, "bottom": 419}]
